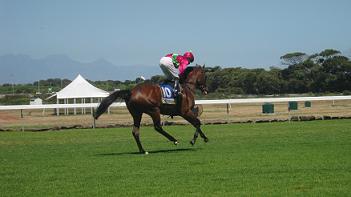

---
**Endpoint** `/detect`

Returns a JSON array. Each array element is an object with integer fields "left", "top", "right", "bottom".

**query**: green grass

[{"left": 1, "top": 120, "right": 350, "bottom": 196}]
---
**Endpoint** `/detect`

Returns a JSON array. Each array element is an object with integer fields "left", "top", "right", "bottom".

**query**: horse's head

[{"left": 181, "top": 65, "right": 208, "bottom": 95}]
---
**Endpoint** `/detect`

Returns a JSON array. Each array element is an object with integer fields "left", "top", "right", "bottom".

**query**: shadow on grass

[{"left": 96, "top": 147, "right": 199, "bottom": 156}]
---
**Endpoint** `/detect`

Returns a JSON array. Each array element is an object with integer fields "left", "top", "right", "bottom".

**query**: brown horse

[{"left": 94, "top": 65, "right": 209, "bottom": 154}]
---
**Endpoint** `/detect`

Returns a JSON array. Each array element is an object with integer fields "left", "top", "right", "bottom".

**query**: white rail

[
  {"left": 195, "top": 95, "right": 351, "bottom": 104},
  {"left": 0, "top": 95, "right": 350, "bottom": 110}
]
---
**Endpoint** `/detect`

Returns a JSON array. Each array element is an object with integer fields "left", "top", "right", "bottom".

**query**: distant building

[{"left": 30, "top": 98, "right": 43, "bottom": 105}]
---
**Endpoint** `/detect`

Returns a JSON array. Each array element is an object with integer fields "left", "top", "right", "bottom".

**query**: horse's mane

[
  {"left": 180, "top": 67, "right": 195, "bottom": 80},
  {"left": 180, "top": 66, "right": 203, "bottom": 83}
]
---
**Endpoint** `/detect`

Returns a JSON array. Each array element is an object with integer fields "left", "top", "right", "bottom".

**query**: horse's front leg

[
  {"left": 190, "top": 130, "right": 199, "bottom": 146},
  {"left": 197, "top": 127, "right": 209, "bottom": 143},
  {"left": 181, "top": 111, "right": 208, "bottom": 145}
]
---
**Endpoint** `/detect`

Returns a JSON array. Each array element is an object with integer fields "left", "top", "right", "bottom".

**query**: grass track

[{"left": 1, "top": 120, "right": 351, "bottom": 196}]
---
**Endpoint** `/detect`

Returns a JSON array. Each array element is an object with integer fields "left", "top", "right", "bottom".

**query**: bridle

[
  {"left": 198, "top": 84, "right": 208, "bottom": 95},
  {"left": 181, "top": 67, "right": 208, "bottom": 95},
  {"left": 184, "top": 80, "right": 208, "bottom": 95}
]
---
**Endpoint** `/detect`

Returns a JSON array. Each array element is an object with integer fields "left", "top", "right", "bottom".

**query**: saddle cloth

[{"left": 159, "top": 83, "right": 176, "bottom": 104}]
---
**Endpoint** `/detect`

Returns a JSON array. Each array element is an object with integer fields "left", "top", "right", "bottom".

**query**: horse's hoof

[
  {"left": 144, "top": 151, "right": 149, "bottom": 155},
  {"left": 204, "top": 138, "right": 209, "bottom": 143},
  {"left": 174, "top": 141, "right": 179, "bottom": 145},
  {"left": 190, "top": 140, "right": 195, "bottom": 146}
]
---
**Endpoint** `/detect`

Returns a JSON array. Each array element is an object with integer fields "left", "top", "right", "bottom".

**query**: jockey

[{"left": 159, "top": 51, "right": 194, "bottom": 96}]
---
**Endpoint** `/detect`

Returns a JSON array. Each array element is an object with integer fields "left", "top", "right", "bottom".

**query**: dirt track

[{"left": 1, "top": 100, "right": 351, "bottom": 131}]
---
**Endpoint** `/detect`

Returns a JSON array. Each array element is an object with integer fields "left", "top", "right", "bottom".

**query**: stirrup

[
  {"left": 174, "top": 88, "right": 183, "bottom": 97},
  {"left": 173, "top": 90, "right": 179, "bottom": 97},
  {"left": 178, "top": 86, "right": 183, "bottom": 96}
]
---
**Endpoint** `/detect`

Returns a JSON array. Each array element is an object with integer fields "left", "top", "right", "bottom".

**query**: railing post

[{"left": 226, "top": 103, "right": 231, "bottom": 123}]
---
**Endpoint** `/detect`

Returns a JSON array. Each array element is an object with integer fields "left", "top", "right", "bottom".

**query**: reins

[
  {"left": 181, "top": 67, "right": 205, "bottom": 93},
  {"left": 182, "top": 81, "right": 197, "bottom": 93}
]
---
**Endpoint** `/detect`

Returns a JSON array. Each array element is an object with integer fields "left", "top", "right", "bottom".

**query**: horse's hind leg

[
  {"left": 148, "top": 108, "right": 179, "bottom": 145},
  {"left": 181, "top": 111, "right": 208, "bottom": 145},
  {"left": 131, "top": 112, "right": 146, "bottom": 154}
]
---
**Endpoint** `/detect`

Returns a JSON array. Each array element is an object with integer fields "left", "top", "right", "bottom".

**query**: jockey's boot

[
  {"left": 173, "top": 79, "right": 182, "bottom": 97},
  {"left": 175, "top": 90, "right": 182, "bottom": 113}
]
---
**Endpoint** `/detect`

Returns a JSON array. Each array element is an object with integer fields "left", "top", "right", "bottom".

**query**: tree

[
  {"left": 256, "top": 71, "right": 280, "bottom": 94},
  {"left": 322, "top": 55, "right": 351, "bottom": 92},
  {"left": 310, "top": 49, "right": 342, "bottom": 65},
  {"left": 319, "top": 49, "right": 341, "bottom": 58},
  {"left": 281, "top": 59, "right": 317, "bottom": 93},
  {"left": 280, "top": 52, "right": 308, "bottom": 65},
  {"left": 150, "top": 75, "right": 165, "bottom": 83},
  {"left": 238, "top": 71, "right": 258, "bottom": 94}
]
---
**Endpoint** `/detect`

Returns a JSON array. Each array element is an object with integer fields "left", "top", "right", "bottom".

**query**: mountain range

[{"left": 0, "top": 54, "right": 160, "bottom": 84}]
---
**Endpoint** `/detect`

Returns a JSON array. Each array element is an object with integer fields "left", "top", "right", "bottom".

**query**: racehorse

[{"left": 94, "top": 65, "right": 209, "bottom": 154}]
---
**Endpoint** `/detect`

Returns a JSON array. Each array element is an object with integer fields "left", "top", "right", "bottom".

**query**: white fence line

[
  {"left": 0, "top": 95, "right": 350, "bottom": 111},
  {"left": 0, "top": 102, "right": 125, "bottom": 110},
  {"left": 194, "top": 95, "right": 351, "bottom": 104}
]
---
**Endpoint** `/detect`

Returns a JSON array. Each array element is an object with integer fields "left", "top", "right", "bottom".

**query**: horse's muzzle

[{"left": 200, "top": 86, "right": 208, "bottom": 95}]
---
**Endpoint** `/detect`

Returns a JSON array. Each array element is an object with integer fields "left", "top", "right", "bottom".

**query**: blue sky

[{"left": 1, "top": 0, "right": 351, "bottom": 68}]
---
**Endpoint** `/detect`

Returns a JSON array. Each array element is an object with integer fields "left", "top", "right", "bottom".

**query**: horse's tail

[{"left": 94, "top": 90, "right": 131, "bottom": 119}]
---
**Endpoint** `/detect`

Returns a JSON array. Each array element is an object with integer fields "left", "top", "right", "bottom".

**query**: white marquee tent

[{"left": 51, "top": 74, "right": 109, "bottom": 115}]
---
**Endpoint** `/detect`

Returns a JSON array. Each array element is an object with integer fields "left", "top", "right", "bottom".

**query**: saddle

[{"left": 159, "top": 81, "right": 181, "bottom": 105}]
